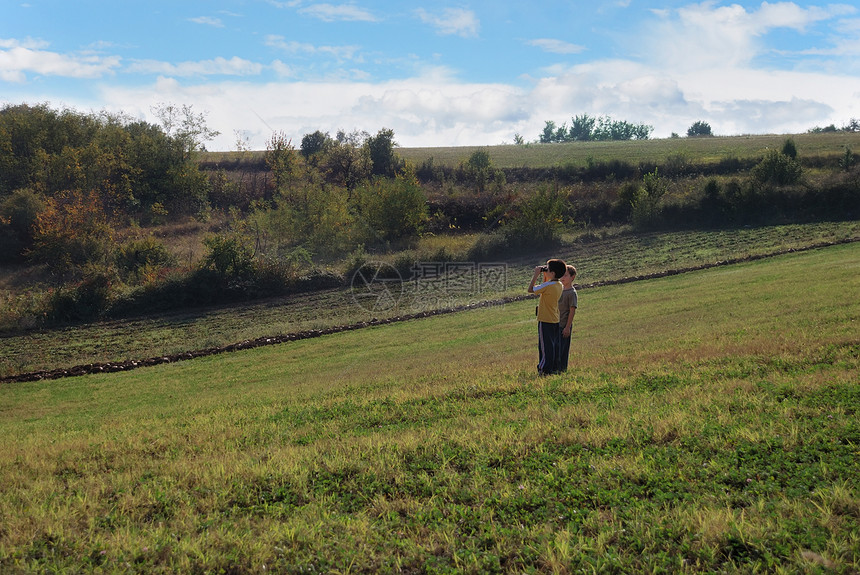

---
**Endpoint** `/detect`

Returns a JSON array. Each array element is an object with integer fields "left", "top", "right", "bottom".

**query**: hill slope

[{"left": 1, "top": 242, "right": 857, "bottom": 572}]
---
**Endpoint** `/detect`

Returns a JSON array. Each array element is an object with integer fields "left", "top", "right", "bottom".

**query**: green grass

[
  {"left": 0, "top": 242, "right": 857, "bottom": 573},
  {"left": 395, "top": 131, "right": 860, "bottom": 168},
  {"left": 202, "top": 131, "right": 860, "bottom": 170},
  {"left": 1, "top": 221, "right": 858, "bottom": 378}
]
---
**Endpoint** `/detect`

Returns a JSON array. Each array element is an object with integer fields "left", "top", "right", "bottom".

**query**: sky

[{"left": 2, "top": 1, "right": 860, "bottom": 151}]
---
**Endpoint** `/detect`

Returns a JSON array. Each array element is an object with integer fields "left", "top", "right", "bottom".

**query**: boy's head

[
  {"left": 560, "top": 264, "right": 577, "bottom": 286},
  {"left": 546, "top": 259, "right": 566, "bottom": 280}
]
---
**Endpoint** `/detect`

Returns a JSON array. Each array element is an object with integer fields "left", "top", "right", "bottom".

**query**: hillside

[
  {"left": 2, "top": 222, "right": 858, "bottom": 379},
  {"left": 1, "top": 242, "right": 857, "bottom": 572},
  {"left": 2, "top": 112, "right": 858, "bottom": 362},
  {"left": 202, "top": 131, "right": 860, "bottom": 169}
]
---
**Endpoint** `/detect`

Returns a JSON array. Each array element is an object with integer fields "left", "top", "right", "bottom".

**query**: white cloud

[
  {"left": 126, "top": 57, "right": 264, "bottom": 77},
  {"left": 0, "top": 41, "right": 121, "bottom": 82},
  {"left": 85, "top": 47, "right": 860, "bottom": 152},
  {"left": 527, "top": 38, "right": 586, "bottom": 55},
  {"left": 265, "top": 35, "right": 360, "bottom": 61},
  {"left": 9, "top": 3, "right": 859, "bottom": 150},
  {"left": 645, "top": 2, "right": 857, "bottom": 71},
  {"left": 189, "top": 16, "right": 225, "bottom": 28},
  {"left": 0, "top": 37, "right": 49, "bottom": 50},
  {"left": 298, "top": 3, "right": 378, "bottom": 22},
  {"left": 415, "top": 8, "right": 480, "bottom": 38},
  {"left": 529, "top": 57, "right": 860, "bottom": 138}
]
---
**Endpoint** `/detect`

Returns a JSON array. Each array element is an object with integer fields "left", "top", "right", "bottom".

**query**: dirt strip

[{"left": 2, "top": 238, "right": 855, "bottom": 385}]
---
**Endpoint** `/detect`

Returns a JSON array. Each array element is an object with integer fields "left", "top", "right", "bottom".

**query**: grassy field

[
  {"left": 0, "top": 241, "right": 857, "bottom": 573},
  {"left": 202, "top": 131, "right": 860, "bottom": 170},
  {"left": 1, "top": 221, "right": 858, "bottom": 378},
  {"left": 402, "top": 131, "right": 860, "bottom": 168}
]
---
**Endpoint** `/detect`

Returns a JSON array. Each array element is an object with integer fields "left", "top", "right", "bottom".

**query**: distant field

[
  {"left": 202, "top": 131, "right": 860, "bottom": 169},
  {"left": 1, "top": 242, "right": 857, "bottom": 573},
  {"left": 397, "top": 131, "right": 860, "bottom": 168}
]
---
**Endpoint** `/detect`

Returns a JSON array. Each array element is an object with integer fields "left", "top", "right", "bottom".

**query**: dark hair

[{"left": 547, "top": 259, "right": 566, "bottom": 278}]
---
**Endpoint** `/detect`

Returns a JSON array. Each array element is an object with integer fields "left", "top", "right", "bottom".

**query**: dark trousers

[
  {"left": 557, "top": 330, "right": 571, "bottom": 372},
  {"left": 537, "top": 321, "right": 560, "bottom": 375}
]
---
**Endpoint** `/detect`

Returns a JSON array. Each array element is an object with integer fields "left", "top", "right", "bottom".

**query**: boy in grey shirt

[{"left": 557, "top": 264, "right": 578, "bottom": 372}]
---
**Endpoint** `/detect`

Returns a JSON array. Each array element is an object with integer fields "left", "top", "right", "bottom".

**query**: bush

[
  {"left": 115, "top": 236, "right": 177, "bottom": 283},
  {"left": 466, "top": 232, "right": 509, "bottom": 261},
  {"left": 29, "top": 189, "right": 115, "bottom": 273},
  {"left": 45, "top": 272, "right": 114, "bottom": 323},
  {"left": 0, "top": 188, "right": 45, "bottom": 262},
  {"left": 354, "top": 171, "right": 428, "bottom": 245},
  {"left": 752, "top": 149, "right": 803, "bottom": 186},
  {"left": 202, "top": 234, "right": 255, "bottom": 279},
  {"left": 781, "top": 138, "right": 798, "bottom": 159},
  {"left": 687, "top": 121, "right": 713, "bottom": 137},
  {"left": 502, "top": 186, "right": 571, "bottom": 247}
]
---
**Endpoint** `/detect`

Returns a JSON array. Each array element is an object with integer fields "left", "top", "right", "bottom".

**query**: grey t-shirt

[{"left": 558, "top": 287, "right": 578, "bottom": 327}]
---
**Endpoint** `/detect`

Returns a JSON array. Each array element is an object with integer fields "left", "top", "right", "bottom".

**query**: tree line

[
  {"left": 1, "top": 102, "right": 857, "bottom": 330},
  {"left": 537, "top": 114, "right": 653, "bottom": 143},
  {"left": 0, "top": 104, "right": 436, "bottom": 327}
]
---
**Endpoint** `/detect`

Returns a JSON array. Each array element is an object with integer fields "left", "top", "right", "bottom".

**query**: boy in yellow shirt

[{"left": 528, "top": 259, "right": 566, "bottom": 375}]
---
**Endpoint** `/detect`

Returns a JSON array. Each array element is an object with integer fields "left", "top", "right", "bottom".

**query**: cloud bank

[{"left": 1, "top": 2, "right": 859, "bottom": 150}]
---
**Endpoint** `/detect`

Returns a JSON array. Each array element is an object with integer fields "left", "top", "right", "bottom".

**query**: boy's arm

[
  {"left": 527, "top": 267, "right": 542, "bottom": 293},
  {"left": 562, "top": 306, "right": 576, "bottom": 337}
]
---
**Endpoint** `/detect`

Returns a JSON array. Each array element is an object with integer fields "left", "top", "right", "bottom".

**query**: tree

[
  {"left": 781, "top": 138, "right": 798, "bottom": 159},
  {"left": 0, "top": 188, "right": 45, "bottom": 261},
  {"left": 354, "top": 168, "right": 428, "bottom": 243},
  {"left": 30, "top": 189, "right": 115, "bottom": 272},
  {"left": 265, "top": 132, "right": 299, "bottom": 196},
  {"left": 687, "top": 121, "right": 713, "bottom": 137},
  {"left": 151, "top": 103, "right": 220, "bottom": 158},
  {"left": 752, "top": 149, "right": 802, "bottom": 185},
  {"left": 540, "top": 121, "right": 557, "bottom": 144},
  {"left": 462, "top": 149, "right": 496, "bottom": 194},
  {"left": 569, "top": 114, "right": 596, "bottom": 141},
  {"left": 300, "top": 130, "right": 331, "bottom": 160},
  {"left": 365, "top": 128, "right": 399, "bottom": 178},
  {"left": 628, "top": 169, "right": 667, "bottom": 229},
  {"left": 539, "top": 115, "right": 652, "bottom": 143},
  {"left": 319, "top": 134, "right": 371, "bottom": 192}
]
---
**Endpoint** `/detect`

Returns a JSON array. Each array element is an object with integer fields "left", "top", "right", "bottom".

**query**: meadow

[
  {"left": 0, "top": 240, "right": 857, "bottom": 573},
  {"left": 2, "top": 221, "right": 858, "bottom": 379},
  {"left": 205, "top": 131, "right": 860, "bottom": 169}
]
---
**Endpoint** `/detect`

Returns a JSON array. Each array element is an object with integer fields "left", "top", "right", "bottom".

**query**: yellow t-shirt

[{"left": 534, "top": 280, "right": 563, "bottom": 323}]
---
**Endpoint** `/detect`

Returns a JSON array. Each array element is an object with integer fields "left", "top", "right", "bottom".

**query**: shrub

[
  {"left": 45, "top": 271, "right": 114, "bottom": 323},
  {"left": 465, "top": 231, "right": 508, "bottom": 261},
  {"left": 115, "top": 236, "right": 177, "bottom": 283},
  {"left": 781, "top": 138, "right": 798, "bottom": 159},
  {"left": 623, "top": 169, "right": 667, "bottom": 230},
  {"left": 202, "top": 234, "right": 255, "bottom": 279},
  {"left": 502, "top": 186, "right": 571, "bottom": 247},
  {"left": 29, "top": 189, "right": 115, "bottom": 273},
  {"left": 354, "top": 171, "right": 428, "bottom": 245},
  {"left": 687, "top": 121, "right": 713, "bottom": 137},
  {"left": 0, "top": 188, "right": 45, "bottom": 262},
  {"left": 752, "top": 149, "right": 803, "bottom": 186}
]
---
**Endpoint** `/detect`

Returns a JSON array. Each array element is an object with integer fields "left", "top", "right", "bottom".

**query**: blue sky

[{"left": 2, "top": 1, "right": 859, "bottom": 150}]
